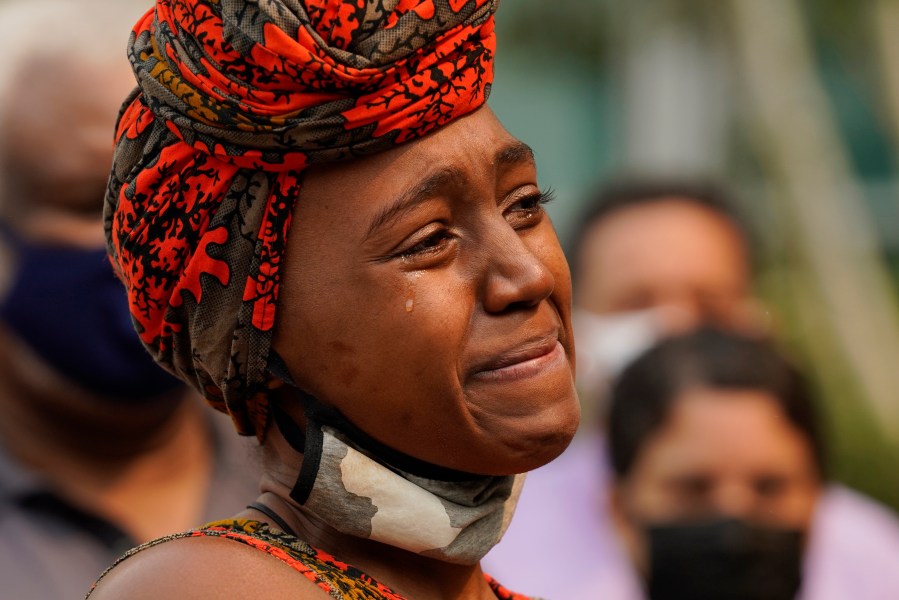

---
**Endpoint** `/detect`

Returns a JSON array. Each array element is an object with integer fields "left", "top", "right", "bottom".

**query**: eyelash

[
  {"left": 395, "top": 187, "right": 556, "bottom": 261},
  {"left": 398, "top": 227, "right": 454, "bottom": 260},
  {"left": 505, "top": 187, "right": 555, "bottom": 227}
]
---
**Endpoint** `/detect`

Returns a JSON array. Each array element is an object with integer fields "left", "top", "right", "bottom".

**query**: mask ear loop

[{"left": 266, "top": 350, "right": 324, "bottom": 505}]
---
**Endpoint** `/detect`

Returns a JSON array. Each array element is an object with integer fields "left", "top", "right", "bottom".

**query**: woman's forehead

[{"left": 299, "top": 108, "right": 534, "bottom": 216}]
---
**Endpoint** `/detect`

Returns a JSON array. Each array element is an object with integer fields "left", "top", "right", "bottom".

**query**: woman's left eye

[{"left": 505, "top": 187, "right": 556, "bottom": 228}]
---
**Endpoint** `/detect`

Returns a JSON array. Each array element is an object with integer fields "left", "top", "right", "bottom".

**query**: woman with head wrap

[{"left": 87, "top": 1, "right": 579, "bottom": 598}]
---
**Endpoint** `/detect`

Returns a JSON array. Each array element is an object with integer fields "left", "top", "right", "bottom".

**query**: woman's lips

[{"left": 470, "top": 337, "right": 567, "bottom": 383}]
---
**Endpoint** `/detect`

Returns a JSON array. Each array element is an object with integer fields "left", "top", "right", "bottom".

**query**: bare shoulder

[{"left": 87, "top": 534, "right": 330, "bottom": 600}]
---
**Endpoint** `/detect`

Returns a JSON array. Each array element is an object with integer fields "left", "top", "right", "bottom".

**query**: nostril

[{"left": 483, "top": 254, "right": 554, "bottom": 314}]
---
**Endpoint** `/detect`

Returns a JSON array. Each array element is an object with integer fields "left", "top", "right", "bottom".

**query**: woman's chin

[{"left": 471, "top": 392, "right": 581, "bottom": 475}]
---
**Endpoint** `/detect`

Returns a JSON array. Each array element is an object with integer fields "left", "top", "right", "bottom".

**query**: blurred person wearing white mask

[
  {"left": 483, "top": 180, "right": 899, "bottom": 599},
  {"left": 569, "top": 181, "right": 763, "bottom": 415}
]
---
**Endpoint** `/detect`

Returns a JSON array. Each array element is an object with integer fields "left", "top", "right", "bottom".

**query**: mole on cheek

[
  {"left": 339, "top": 363, "right": 360, "bottom": 386},
  {"left": 329, "top": 340, "right": 355, "bottom": 355}
]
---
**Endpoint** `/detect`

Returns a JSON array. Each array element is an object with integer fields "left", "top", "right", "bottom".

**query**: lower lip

[{"left": 472, "top": 341, "right": 568, "bottom": 383}]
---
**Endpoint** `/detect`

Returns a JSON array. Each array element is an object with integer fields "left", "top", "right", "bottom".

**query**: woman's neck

[
  {"left": 244, "top": 491, "right": 499, "bottom": 600},
  {"left": 249, "top": 400, "right": 511, "bottom": 599}
]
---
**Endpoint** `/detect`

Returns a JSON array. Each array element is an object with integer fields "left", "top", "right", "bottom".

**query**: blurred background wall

[{"left": 490, "top": 0, "right": 899, "bottom": 509}]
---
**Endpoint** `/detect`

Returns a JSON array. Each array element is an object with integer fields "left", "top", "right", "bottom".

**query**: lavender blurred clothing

[
  {"left": 482, "top": 432, "right": 644, "bottom": 600},
  {"left": 483, "top": 432, "right": 899, "bottom": 600},
  {"left": 802, "top": 485, "right": 899, "bottom": 600}
]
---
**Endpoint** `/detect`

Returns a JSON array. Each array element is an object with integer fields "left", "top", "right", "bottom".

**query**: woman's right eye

[{"left": 395, "top": 227, "right": 456, "bottom": 263}]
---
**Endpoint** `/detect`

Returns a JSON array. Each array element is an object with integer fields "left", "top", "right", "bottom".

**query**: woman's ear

[{"left": 266, "top": 374, "right": 287, "bottom": 391}]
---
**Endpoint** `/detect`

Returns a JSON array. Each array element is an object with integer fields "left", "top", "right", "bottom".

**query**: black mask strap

[
  {"left": 266, "top": 349, "right": 297, "bottom": 387},
  {"left": 267, "top": 351, "right": 324, "bottom": 504}
]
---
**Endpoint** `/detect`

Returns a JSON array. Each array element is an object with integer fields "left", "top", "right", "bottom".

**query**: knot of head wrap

[{"left": 106, "top": 0, "right": 498, "bottom": 438}]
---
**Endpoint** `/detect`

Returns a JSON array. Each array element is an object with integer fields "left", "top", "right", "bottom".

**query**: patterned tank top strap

[
  {"left": 87, "top": 519, "right": 532, "bottom": 599},
  {"left": 198, "top": 518, "right": 410, "bottom": 598},
  {"left": 85, "top": 518, "right": 408, "bottom": 599}
]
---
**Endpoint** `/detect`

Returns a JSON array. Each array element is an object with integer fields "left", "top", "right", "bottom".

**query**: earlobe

[{"left": 265, "top": 375, "right": 287, "bottom": 391}]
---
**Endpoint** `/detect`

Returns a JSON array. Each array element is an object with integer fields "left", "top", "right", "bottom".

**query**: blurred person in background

[
  {"left": 483, "top": 180, "right": 899, "bottom": 598},
  {"left": 608, "top": 327, "right": 899, "bottom": 600},
  {"left": 484, "top": 180, "right": 763, "bottom": 598},
  {"left": 0, "top": 2, "right": 257, "bottom": 597},
  {"left": 568, "top": 181, "right": 763, "bottom": 408}
]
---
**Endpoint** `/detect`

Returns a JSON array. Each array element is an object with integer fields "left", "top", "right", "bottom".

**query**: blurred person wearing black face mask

[
  {"left": 608, "top": 328, "right": 819, "bottom": 599},
  {"left": 0, "top": 2, "right": 257, "bottom": 598}
]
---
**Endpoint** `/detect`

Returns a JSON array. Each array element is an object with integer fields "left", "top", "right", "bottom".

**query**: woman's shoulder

[{"left": 86, "top": 521, "right": 330, "bottom": 600}]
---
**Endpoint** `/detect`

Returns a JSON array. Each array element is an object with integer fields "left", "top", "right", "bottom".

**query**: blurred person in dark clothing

[
  {"left": 0, "top": 2, "right": 257, "bottom": 598},
  {"left": 484, "top": 180, "right": 899, "bottom": 599}
]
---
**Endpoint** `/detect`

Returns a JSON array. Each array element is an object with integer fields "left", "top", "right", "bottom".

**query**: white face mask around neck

[{"left": 266, "top": 363, "right": 525, "bottom": 566}]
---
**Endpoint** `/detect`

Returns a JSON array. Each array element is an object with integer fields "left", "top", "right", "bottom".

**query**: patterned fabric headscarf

[{"left": 106, "top": 0, "right": 498, "bottom": 438}]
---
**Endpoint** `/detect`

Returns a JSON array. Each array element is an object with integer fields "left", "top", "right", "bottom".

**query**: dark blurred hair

[
  {"left": 607, "top": 327, "right": 826, "bottom": 480},
  {"left": 567, "top": 179, "right": 755, "bottom": 285}
]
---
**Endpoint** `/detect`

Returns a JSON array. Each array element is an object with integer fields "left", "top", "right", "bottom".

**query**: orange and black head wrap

[{"left": 106, "top": 0, "right": 498, "bottom": 437}]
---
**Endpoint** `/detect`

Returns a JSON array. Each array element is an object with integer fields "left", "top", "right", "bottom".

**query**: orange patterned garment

[{"left": 87, "top": 519, "right": 533, "bottom": 600}]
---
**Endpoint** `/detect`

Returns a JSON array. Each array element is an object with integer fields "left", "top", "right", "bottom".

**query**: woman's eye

[
  {"left": 505, "top": 187, "right": 556, "bottom": 227},
  {"left": 396, "top": 228, "right": 454, "bottom": 261}
]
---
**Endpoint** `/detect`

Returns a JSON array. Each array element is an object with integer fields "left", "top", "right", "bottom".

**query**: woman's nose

[{"left": 480, "top": 228, "right": 555, "bottom": 314}]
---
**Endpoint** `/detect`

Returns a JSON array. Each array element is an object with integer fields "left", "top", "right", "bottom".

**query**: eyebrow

[
  {"left": 364, "top": 140, "right": 537, "bottom": 240},
  {"left": 364, "top": 167, "right": 463, "bottom": 240},
  {"left": 495, "top": 140, "right": 535, "bottom": 167}
]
